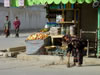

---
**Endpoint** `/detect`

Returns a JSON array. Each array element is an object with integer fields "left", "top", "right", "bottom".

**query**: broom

[{"left": 67, "top": 52, "right": 70, "bottom": 67}]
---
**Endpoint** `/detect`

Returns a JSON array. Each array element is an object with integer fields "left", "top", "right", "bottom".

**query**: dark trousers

[
  {"left": 4, "top": 28, "right": 10, "bottom": 37},
  {"left": 73, "top": 49, "right": 83, "bottom": 65},
  {"left": 15, "top": 28, "right": 19, "bottom": 37}
]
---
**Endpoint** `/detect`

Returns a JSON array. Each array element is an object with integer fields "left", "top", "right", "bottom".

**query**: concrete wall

[
  {"left": 0, "top": 5, "right": 47, "bottom": 31},
  {"left": 0, "top": 0, "right": 3, "bottom": 3}
]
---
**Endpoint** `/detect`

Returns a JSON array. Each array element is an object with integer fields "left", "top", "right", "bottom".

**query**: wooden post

[
  {"left": 87, "top": 39, "right": 89, "bottom": 57},
  {"left": 74, "top": 9, "right": 76, "bottom": 24}
]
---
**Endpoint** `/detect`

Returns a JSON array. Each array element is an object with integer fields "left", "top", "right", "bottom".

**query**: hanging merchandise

[
  {"left": 61, "top": 27, "right": 66, "bottom": 35},
  {"left": 92, "top": 0, "right": 100, "bottom": 8},
  {"left": 56, "top": 15, "right": 63, "bottom": 22},
  {"left": 71, "top": 4, "right": 75, "bottom": 8},
  {"left": 77, "top": 0, "right": 85, "bottom": 4},
  {"left": 4, "top": 0, "right": 10, "bottom": 7}
]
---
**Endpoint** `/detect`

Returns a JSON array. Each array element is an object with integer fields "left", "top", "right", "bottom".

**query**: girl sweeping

[
  {"left": 62, "top": 35, "right": 73, "bottom": 67},
  {"left": 63, "top": 35, "right": 85, "bottom": 67}
]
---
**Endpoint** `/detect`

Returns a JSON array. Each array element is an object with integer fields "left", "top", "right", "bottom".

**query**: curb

[
  {"left": 7, "top": 46, "right": 26, "bottom": 52},
  {"left": 0, "top": 46, "right": 26, "bottom": 57}
]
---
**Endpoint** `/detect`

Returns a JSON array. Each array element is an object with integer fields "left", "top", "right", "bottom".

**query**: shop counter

[{"left": 50, "top": 35, "right": 64, "bottom": 45}]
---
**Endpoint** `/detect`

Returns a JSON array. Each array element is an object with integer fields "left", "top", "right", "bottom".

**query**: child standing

[
  {"left": 4, "top": 16, "right": 11, "bottom": 38},
  {"left": 13, "top": 16, "right": 21, "bottom": 37}
]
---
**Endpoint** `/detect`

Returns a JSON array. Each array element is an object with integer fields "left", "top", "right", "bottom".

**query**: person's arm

[
  {"left": 18, "top": 20, "right": 21, "bottom": 27},
  {"left": 4, "top": 21, "right": 6, "bottom": 28},
  {"left": 8, "top": 21, "right": 11, "bottom": 29}
]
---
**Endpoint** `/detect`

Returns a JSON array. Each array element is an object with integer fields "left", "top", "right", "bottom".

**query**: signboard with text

[
  {"left": 19, "top": 0, "right": 24, "bottom": 6},
  {"left": 4, "top": 0, "right": 10, "bottom": 7}
]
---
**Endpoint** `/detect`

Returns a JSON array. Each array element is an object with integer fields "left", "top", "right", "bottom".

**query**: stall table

[{"left": 50, "top": 35, "right": 64, "bottom": 45}]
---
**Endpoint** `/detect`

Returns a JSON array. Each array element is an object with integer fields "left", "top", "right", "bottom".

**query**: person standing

[
  {"left": 13, "top": 16, "right": 21, "bottom": 37},
  {"left": 4, "top": 16, "right": 11, "bottom": 38}
]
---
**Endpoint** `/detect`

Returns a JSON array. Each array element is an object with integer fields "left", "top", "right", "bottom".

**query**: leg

[
  {"left": 15, "top": 29, "right": 17, "bottom": 37},
  {"left": 15, "top": 28, "right": 19, "bottom": 37},
  {"left": 7, "top": 29, "right": 10, "bottom": 36},
  {"left": 16, "top": 28, "right": 19, "bottom": 37},
  {"left": 6, "top": 29, "right": 9, "bottom": 38},
  {"left": 67, "top": 52, "right": 70, "bottom": 67},
  {"left": 73, "top": 50, "right": 78, "bottom": 66},
  {"left": 4, "top": 28, "right": 8, "bottom": 38},
  {"left": 78, "top": 53, "right": 83, "bottom": 66}
]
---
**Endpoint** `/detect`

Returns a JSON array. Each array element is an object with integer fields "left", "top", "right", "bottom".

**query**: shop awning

[
  {"left": 25, "top": 0, "right": 97, "bottom": 5},
  {"left": 36, "top": 0, "right": 96, "bottom": 4},
  {"left": 5, "top": 0, "right": 97, "bottom": 7}
]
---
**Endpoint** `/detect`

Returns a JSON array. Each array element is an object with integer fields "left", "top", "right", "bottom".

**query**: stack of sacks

[{"left": 49, "top": 27, "right": 61, "bottom": 35}]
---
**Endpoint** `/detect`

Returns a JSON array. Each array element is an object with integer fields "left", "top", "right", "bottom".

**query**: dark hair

[
  {"left": 16, "top": 16, "right": 18, "bottom": 19},
  {"left": 6, "top": 16, "right": 8, "bottom": 18},
  {"left": 62, "top": 35, "right": 71, "bottom": 42}
]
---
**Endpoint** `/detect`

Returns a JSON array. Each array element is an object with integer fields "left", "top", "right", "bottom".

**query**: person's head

[
  {"left": 15, "top": 16, "right": 18, "bottom": 20},
  {"left": 6, "top": 16, "right": 9, "bottom": 20},
  {"left": 64, "top": 36, "right": 69, "bottom": 41},
  {"left": 63, "top": 35, "right": 71, "bottom": 42}
]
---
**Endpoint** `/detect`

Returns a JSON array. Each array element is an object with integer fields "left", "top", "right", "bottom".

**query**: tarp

[
  {"left": 5, "top": 0, "right": 97, "bottom": 7},
  {"left": 25, "top": 40, "right": 44, "bottom": 55}
]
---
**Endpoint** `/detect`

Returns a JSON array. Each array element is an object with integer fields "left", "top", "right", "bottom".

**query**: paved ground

[
  {"left": 0, "top": 31, "right": 100, "bottom": 75},
  {"left": 0, "top": 57, "right": 100, "bottom": 75},
  {"left": 0, "top": 32, "right": 36, "bottom": 50}
]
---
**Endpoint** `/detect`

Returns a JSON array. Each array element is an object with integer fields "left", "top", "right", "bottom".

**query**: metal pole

[
  {"left": 87, "top": 39, "right": 89, "bottom": 57},
  {"left": 97, "top": 7, "right": 100, "bottom": 58}
]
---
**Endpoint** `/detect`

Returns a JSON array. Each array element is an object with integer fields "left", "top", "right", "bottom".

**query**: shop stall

[{"left": 5, "top": 0, "right": 100, "bottom": 57}]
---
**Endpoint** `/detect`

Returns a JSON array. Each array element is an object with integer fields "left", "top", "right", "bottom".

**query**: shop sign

[
  {"left": 4, "top": 0, "right": 10, "bottom": 7},
  {"left": 19, "top": 0, "right": 24, "bottom": 6}
]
